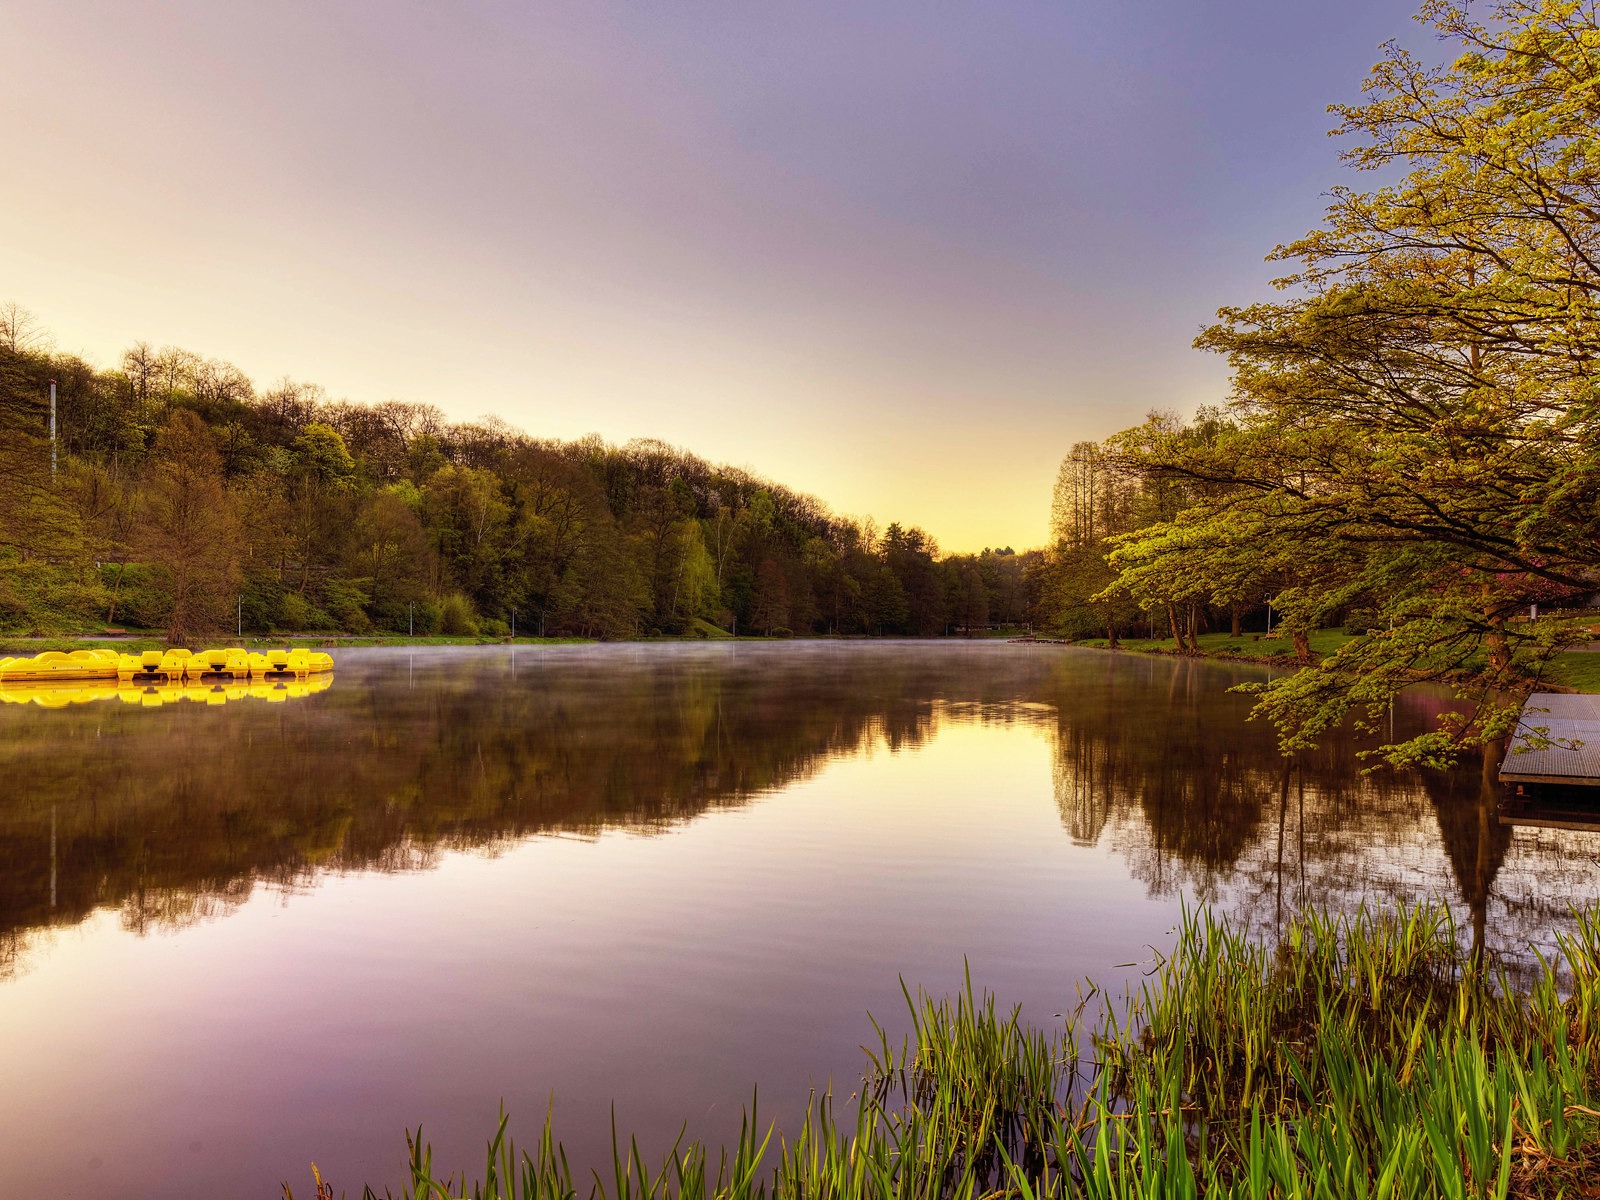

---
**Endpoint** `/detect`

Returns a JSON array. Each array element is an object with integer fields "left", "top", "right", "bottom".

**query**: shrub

[
  {"left": 280, "top": 591, "right": 313, "bottom": 631},
  {"left": 323, "top": 578, "right": 373, "bottom": 633},
  {"left": 438, "top": 592, "right": 479, "bottom": 636},
  {"left": 413, "top": 599, "right": 442, "bottom": 635}
]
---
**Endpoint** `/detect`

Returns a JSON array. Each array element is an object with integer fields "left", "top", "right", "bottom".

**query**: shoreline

[
  {"left": 1063, "top": 631, "right": 1600, "bottom": 694},
  {"left": 0, "top": 630, "right": 1031, "bottom": 654},
  {"left": 10, "top": 630, "right": 1597, "bottom": 694}
]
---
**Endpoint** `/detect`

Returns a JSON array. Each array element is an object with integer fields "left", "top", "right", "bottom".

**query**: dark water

[{"left": 0, "top": 643, "right": 1595, "bottom": 1197}]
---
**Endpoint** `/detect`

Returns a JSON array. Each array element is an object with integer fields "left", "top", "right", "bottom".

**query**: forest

[{"left": 0, "top": 307, "right": 1035, "bottom": 643}]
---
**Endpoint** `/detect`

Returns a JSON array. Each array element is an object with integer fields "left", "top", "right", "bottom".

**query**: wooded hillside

[{"left": 0, "top": 307, "right": 1036, "bottom": 640}]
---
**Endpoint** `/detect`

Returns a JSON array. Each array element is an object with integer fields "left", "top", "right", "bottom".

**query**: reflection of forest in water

[{"left": 1, "top": 645, "right": 1595, "bottom": 979}]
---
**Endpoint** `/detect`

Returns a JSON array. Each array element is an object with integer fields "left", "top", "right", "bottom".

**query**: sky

[{"left": 2, "top": 0, "right": 1426, "bottom": 552}]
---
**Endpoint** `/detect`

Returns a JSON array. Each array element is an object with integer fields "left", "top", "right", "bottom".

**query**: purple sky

[{"left": 4, "top": 0, "right": 1422, "bottom": 549}]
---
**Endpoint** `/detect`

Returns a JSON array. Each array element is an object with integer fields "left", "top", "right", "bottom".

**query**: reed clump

[{"left": 304, "top": 903, "right": 1600, "bottom": 1200}]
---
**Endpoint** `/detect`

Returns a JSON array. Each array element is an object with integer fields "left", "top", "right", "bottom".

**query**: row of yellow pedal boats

[{"left": 0, "top": 646, "right": 335, "bottom": 685}]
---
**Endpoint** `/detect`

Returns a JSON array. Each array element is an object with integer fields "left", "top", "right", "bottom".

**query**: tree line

[
  {"left": 1035, "top": 0, "right": 1600, "bottom": 766},
  {"left": 0, "top": 305, "right": 1037, "bottom": 643}
]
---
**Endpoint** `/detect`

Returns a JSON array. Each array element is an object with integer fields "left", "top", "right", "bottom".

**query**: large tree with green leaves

[{"left": 1109, "top": 0, "right": 1600, "bottom": 766}]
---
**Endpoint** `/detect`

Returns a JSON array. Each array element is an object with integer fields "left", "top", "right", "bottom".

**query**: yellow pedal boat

[
  {"left": 188, "top": 647, "right": 252, "bottom": 679},
  {"left": 0, "top": 649, "right": 120, "bottom": 684},
  {"left": 248, "top": 648, "right": 334, "bottom": 678}
]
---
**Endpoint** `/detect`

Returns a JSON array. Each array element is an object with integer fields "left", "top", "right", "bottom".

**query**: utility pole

[{"left": 49, "top": 379, "right": 57, "bottom": 478}]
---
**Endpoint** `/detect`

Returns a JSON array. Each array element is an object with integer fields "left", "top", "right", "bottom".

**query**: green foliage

[
  {"left": 438, "top": 592, "right": 480, "bottom": 637},
  {"left": 292, "top": 422, "right": 356, "bottom": 486},
  {"left": 322, "top": 578, "right": 373, "bottom": 634},
  {"left": 0, "top": 551, "right": 111, "bottom": 634},
  {"left": 1550, "top": 651, "right": 1600, "bottom": 694},
  {"left": 279, "top": 591, "right": 335, "bottom": 633}
]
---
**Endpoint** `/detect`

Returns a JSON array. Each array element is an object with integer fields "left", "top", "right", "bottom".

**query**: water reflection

[
  {"left": 0, "top": 674, "right": 333, "bottom": 708},
  {"left": 1047, "top": 656, "right": 1597, "bottom": 974},
  {"left": 0, "top": 645, "right": 1594, "bottom": 982}
]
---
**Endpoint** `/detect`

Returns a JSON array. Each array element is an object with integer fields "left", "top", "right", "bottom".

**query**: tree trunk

[
  {"left": 106, "top": 561, "right": 126, "bottom": 624},
  {"left": 1106, "top": 618, "right": 1119, "bottom": 649},
  {"left": 1230, "top": 602, "right": 1241, "bottom": 637},
  {"left": 1167, "top": 604, "right": 1183, "bottom": 649},
  {"left": 1486, "top": 620, "right": 1510, "bottom": 673},
  {"left": 1292, "top": 628, "right": 1313, "bottom": 664}
]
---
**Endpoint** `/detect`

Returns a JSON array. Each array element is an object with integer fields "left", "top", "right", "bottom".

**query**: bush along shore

[{"left": 295, "top": 903, "right": 1600, "bottom": 1199}]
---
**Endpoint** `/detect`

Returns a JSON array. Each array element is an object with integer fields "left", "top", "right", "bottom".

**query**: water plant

[{"left": 292, "top": 903, "right": 1600, "bottom": 1199}]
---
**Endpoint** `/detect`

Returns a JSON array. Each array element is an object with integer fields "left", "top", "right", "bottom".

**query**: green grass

[
  {"left": 1549, "top": 651, "right": 1600, "bottom": 694},
  {"left": 299, "top": 902, "right": 1600, "bottom": 1200},
  {"left": 1075, "top": 629, "right": 1357, "bottom": 663}
]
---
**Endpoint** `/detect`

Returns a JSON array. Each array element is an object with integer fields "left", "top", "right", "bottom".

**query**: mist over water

[{"left": 0, "top": 643, "right": 1593, "bottom": 1197}]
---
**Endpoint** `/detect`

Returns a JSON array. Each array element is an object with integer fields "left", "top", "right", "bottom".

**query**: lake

[{"left": 0, "top": 642, "right": 1595, "bottom": 1197}]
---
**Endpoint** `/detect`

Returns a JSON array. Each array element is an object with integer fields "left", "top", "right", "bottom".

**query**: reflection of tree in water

[
  {"left": 0, "top": 647, "right": 1061, "bottom": 976},
  {"left": 1051, "top": 667, "right": 1600, "bottom": 977},
  {"left": 1052, "top": 657, "right": 1274, "bottom": 900}
]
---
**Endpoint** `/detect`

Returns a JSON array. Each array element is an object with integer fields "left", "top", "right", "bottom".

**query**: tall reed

[{"left": 289, "top": 904, "right": 1600, "bottom": 1200}]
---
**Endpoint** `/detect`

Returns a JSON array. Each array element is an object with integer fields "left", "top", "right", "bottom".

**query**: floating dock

[{"left": 1499, "top": 692, "right": 1600, "bottom": 787}]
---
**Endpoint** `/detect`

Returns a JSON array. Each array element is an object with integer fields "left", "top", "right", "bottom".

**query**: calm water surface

[{"left": 1, "top": 643, "right": 1595, "bottom": 1197}]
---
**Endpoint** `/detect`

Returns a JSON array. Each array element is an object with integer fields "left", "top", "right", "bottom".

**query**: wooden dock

[{"left": 1499, "top": 692, "right": 1600, "bottom": 787}]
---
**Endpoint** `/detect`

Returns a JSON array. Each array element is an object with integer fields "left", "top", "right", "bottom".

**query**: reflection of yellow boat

[
  {"left": 0, "top": 648, "right": 120, "bottom": 683},
  {"left": 0, "top": 681, "right": 121, "bottom": 707},
  {"left": 0, "top": 675, "right": 333, "bottom": 709}
]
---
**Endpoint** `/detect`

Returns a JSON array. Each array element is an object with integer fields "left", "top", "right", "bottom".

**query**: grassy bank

[
  {"left": 1549, "top": 653, "right": 1600, "bottom": 694},
  {"left": 1074, "top": 629, "right": 1357, "bottom": 664},
  {"left": 1075, "top": 629, "right": 1600, "bottom": 695},
  {"left": 304, "top": 903, "right": 1600, "bottom": 1200}
]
